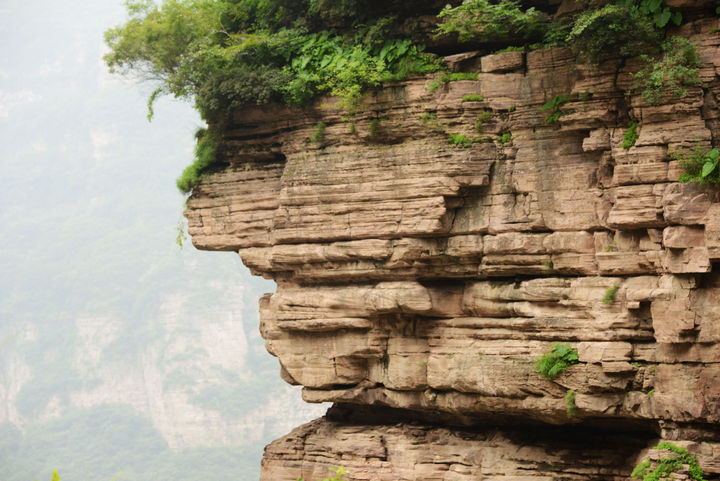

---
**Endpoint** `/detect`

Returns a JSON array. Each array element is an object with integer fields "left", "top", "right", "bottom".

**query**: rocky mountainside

[
  {"left": 0, "top": 258, "right": 322, "bottom": 447},
  {"left": 186, "top": 12, "right": 720, "bottom": 481}
]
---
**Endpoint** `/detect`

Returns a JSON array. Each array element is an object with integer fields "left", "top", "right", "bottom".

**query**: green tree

[
  {"left": 105, "top": 0, "right": 441, "bottom": 193},
  {"left": 435, "top": 0, "right": 547, "bottom": 44},
  {"left": 104, "top": 0, "right": 440, "bottom": 121}
]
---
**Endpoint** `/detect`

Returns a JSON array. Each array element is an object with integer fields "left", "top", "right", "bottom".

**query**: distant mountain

[{"left": 0, "top": 1, "right": 324, "bottom": 480}]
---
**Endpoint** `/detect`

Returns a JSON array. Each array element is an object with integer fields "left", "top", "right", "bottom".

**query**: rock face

[{"left": 186, "top": 17, "right": 720, "bottom": 481}]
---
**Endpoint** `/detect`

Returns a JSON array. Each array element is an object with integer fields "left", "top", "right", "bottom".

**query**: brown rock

[
  {"left": 184, "top": 19, "right": 720, "bottom": 481},
  {"left": 481, "top": 51, "right": 525, "bottom": 73}
]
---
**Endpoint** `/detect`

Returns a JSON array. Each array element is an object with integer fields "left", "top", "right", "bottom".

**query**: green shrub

[
  {"left": 448, "top": 133, "right": 471, "bottom": 147},
  {"left": 633, "top": 36, "right": 701, "bottom": 106},
  {"left": 534, "top": 343, "right": 579, "bottom": 380},
  {"left": 498, "top": 132, "right": 512, "bottom": 145},
  {"left": 565, "top": 389, "right": 576, "bottom": 418},
  {"left": 311, "top": 122, "right": 327, "bottom": 144},
  {"left": 540, "top": 95, "right": 572, "bottom": 124},
  {"left": 105, "top": 1, "right": 448, "bottom": 196},
  {"left": 435, "top": 0, "right": 547, "bottom": 44},
  {"left": 428, "top": 71, "right": 479, "bottom": 93},
  {"left": 675, "top": 146, "right": 720, "bottom": 185},
  {"left": 176, "top": 128, "right": 221, "bottom": 194},
  {"left": 105, "top": 2, "right": 443, "bottom": 120},
  {"left": 474, "top": 110, "right": 493, "bottom": 132},
  {"left": 420, "top": 112, "right": 436, "bottom": 122},
  {"left": 623, "top": 121, "right": 639, "bottom": 149},
  {"left": 567, "top": 4, "right": 661, "bottom": 61},
  {"left": 462, "top": 94, "right": 484, "bottom": 102},
  {"left": 420, "top": 112, "right": 445, "bottom": 133},
  {"left": 602, "top": 285, "right": 619, "bottom": 305},
  {"left": 631, "top": 442, "right": 706, "bottom": 481}
]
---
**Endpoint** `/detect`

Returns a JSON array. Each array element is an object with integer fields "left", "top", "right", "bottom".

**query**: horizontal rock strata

[
  {"left": 262, "top": 414, "right": 655, "bottom": 481},
  {"left": 187, "top": 17, "right": 720, "bottom": 481}
]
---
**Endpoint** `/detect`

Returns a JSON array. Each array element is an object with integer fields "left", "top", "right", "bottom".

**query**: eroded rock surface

[{"left": 187, "top": 17, "right": 720, "bottom": 481}]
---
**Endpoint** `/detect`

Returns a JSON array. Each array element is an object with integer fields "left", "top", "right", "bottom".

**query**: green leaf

[
  {"left": 671, "top": 11, "right": 682, "bottom": 26},
  {"left": 701, "top": 160, "right": 716, "bottom": 178},
  {"left": 654, "top": 8, "right": 672, "bottom": 28},
  {"left": 706, "top": 148, "right": 719, "bottom": 162},
  {"left": 378, "top": 43, "right": 391, "bottom": 61},
  {"left": 649, "top": 0, "right": 663, "bottom": 11}
]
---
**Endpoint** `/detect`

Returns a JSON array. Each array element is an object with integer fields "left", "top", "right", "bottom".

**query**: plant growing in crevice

[
  {"left": 623, "top": 121, "right": 639, "bottom": 149},
  {"left": 428, "top": 72, "right": 478, "bottom": 93},
  {"left": 498, "top": 132, "right": 512, "bottom": 145},
  {"left": 420, "top": 112, "right": 445, "bottom": 134},
  {"left": 540, "top": 95, "right": 572, "bottom": 124},
  {"left": 633, "top": 36, "right": 701, "bottom": 106},
  {"left": 675, "top": 146, "right": 720, "bottom": 185},
  {"left": 448, "top": 133, "right": 472, "bottom": 147},
  {"left": 565, "top": 389, "right": 577, "bottom": 418},
  {"left": 602, "top": 285, "right": 619, "bottom": 305},
  {"left": 311, "top": 121, "right": 327, "bottom": 144},
  {"left": 475, "top": 110, "right": 493, "bottom": 132},
  {"left": 534, "top": 343, "right": 579, "bottom": 380},
  {"left": 462, "top": 94, "right": 484, "bottom": 102},
  {"left": 631, "top": 442, "right": 706, "bottom": 481}
]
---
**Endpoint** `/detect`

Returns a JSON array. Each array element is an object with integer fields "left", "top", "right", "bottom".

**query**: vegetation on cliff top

[
  {"left": 105, "top": 0, "right": 444, "bottom": 192},
  {"left": 104, "top": 0, "right": 705, "bottom": 194},
  {"left": 104, "top": 0, "right": 442, "bottom": 122}
]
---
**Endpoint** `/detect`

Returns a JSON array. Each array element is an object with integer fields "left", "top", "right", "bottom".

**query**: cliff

[{"left": 186, "top": 16, "right": 720, "bottom": 481}]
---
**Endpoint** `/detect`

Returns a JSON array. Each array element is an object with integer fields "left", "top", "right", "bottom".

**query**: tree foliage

[
  {"left": 435, "top": 0, "right": 547, "bottom": 44},
  {"left": 104, "top": 0, "right": 441, "bottom": 122},
  {"left": 567, "top": 3, "right": 660, "bottom": 61},
  {"left": 105, "top": 0, "right": 442, "bottom": 193},
  {"left": 633, "top": 36, "right": 701, "bottom": 105},
  {"left": 435, "top": 0, "right": 683, "bottom": 61}
]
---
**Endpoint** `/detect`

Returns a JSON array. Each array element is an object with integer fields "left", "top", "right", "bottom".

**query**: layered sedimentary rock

[{"left": 186, "top": 16, "right": 720, "bottom": 481}]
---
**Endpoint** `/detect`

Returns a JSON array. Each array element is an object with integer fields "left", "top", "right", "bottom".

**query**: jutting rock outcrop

[{"left": 186, "top": 15, "right": 720, "bottom": 481}]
